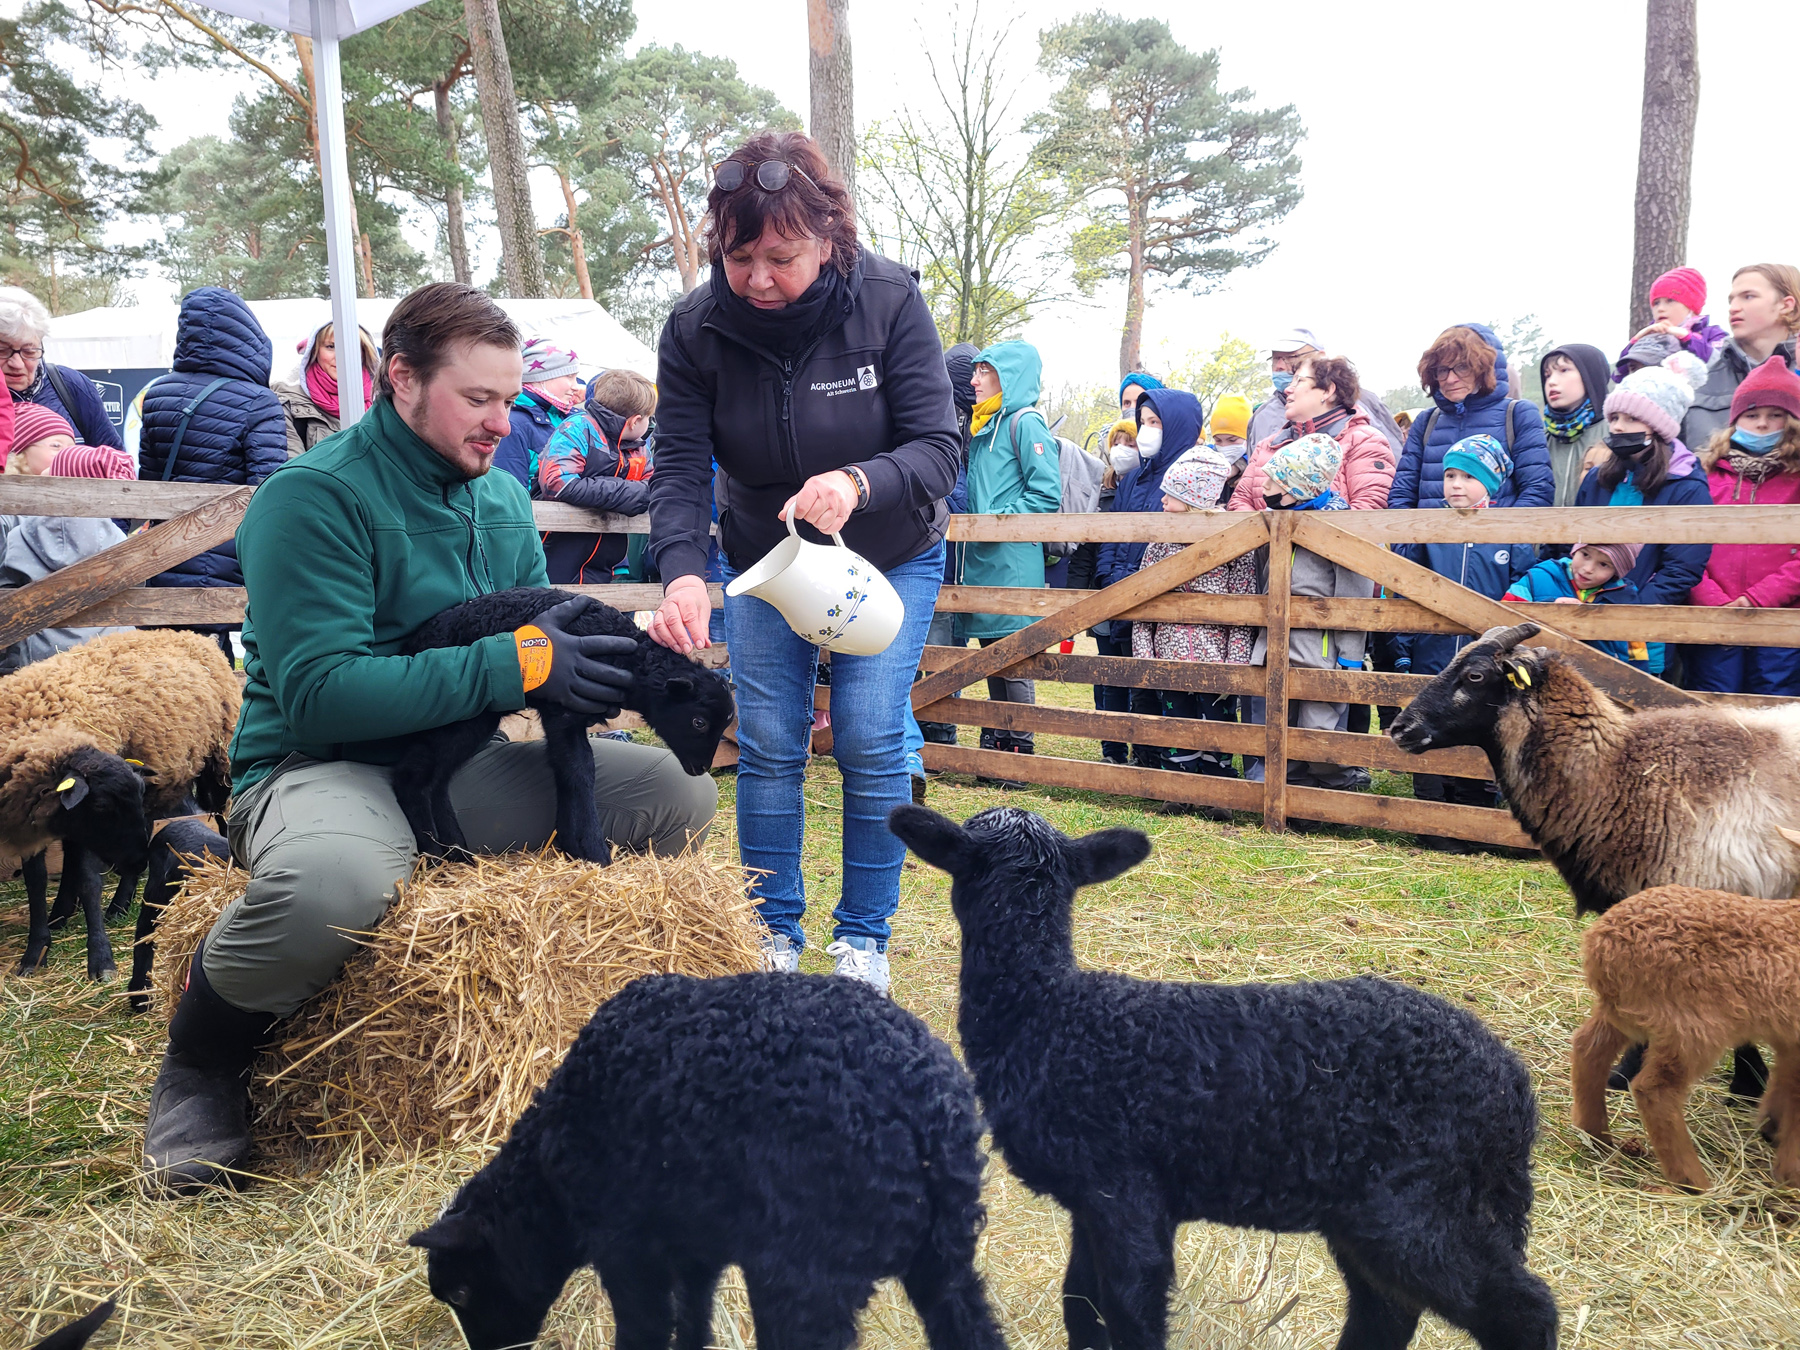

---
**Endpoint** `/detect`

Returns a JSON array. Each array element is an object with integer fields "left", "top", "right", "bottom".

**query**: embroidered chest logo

[{"left": 856, "top": 365, "right": 879, "bottom": 391}]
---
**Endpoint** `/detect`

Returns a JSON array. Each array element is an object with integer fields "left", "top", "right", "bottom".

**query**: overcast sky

[{"left": 111, "top": 0, "right": 1800, "bottom": 396}]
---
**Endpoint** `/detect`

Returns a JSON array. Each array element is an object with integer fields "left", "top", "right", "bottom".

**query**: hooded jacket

[
  {"left": 1692, "top": 429, "right": 1800, "bottom": 610},
  {"left": 1388, "top": 322, "right": 1554, "bottom": 511},
  {"left": 492, "top": 389, "right": 567, "bottom": 489},
  {"left": 1094, "top": 388, "right": 1204, "bottom": 590},
  {"left": 649, "top": 249, "right": 960, "bottom": 582},
  {"left": 139, "top": 287, "right": 289, "bottom": 588},
  {"left": 0, "top": 513, "right": 129, "bottom": 672},
  {"left": 954, "top": 341, "right": 1061, "bottom": 641},
  {"left": 1538, "top": 343, "right": 1612, "bottom": 508},
  {"left": 1229, "top": 406, "right": 1395, "bottom": 511},
  {"left": 1682, "top": 335, "right": 1800, "bottom": 449},
  {"left": 536, "top": 398, "right": 651, "bottom": 585},
  {"left": 1504, "top": 555, "right": 1648, "bottom": 670}
]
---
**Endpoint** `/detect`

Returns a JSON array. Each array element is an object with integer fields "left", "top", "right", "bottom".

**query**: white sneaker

[
  {"left": 826, "top": 938, "right": 890, "bottom": 995},
  {"left": 762, "top": 932, "right": 801, "bottom": 973}
]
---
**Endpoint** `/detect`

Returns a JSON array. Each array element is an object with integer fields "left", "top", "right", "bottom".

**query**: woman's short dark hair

[
  {"left": 1297, "top": 354, "right": 1360, "bottom": 411},
  {"left": 704, "top": 131, "right": 858, "bottom": 275},
  {"left": 1598, "top": 431, "right": 1673, "bottom": 498},
  {"left": 1416, "top": 326, "right": 1498, "bottom": 397},
  {"left": 377, "top": 282, "right": 520, "bottom": 399}
]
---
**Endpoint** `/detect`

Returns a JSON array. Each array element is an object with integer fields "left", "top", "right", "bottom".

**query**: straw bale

[{"left": 150, "top": 846, "right": 765, "bottom": 1153}]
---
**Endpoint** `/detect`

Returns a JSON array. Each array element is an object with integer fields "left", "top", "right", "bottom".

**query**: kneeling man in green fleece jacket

[{"left": 143, "top": 284, "right": 717, "bottom": 1194}]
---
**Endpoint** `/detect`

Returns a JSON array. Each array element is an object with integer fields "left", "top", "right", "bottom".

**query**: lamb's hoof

[
  {"left": 1615, "top": 1137, "right": 1649, "bottom": 1159},
  {"left": 129, "top": 990, "right": 152, "bottom": 1014},
  {"left": 89, "top": 961, "right": 118, "bottom": 983},
  {"left": 14, "top": 951, "right": 48, "bottom": 976}
]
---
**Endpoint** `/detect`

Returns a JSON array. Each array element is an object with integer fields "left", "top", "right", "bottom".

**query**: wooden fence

[{"left": 1, "top": 477, "right": 1796, "bottom": 849}]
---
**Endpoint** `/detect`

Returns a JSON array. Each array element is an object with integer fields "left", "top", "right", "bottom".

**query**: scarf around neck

[
  {"left": 1724, "top": 441, "right": 1788, "bottom": 483},
  {"left": 708, "top": 253, "right": 857, "bottom": 358},
  {"left": 306, "top": 361, "right": 374, "bottom": 420},
  {"left": 1543, "top": 397, "right": 1598, "bottom": 442},
  {"left": 969, "top": 391, "right": 1003, "bottom": 436},
  {"left": 1277, "top": 405, "right": 1353, "bottom": 447},
  {"left": 524, "top": 383, "right": 578, "bottom": 416}
]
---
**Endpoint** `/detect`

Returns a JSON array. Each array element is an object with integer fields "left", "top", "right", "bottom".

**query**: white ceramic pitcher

[{"left": 725, "top": 510, "right": 905, "bottom": 656}]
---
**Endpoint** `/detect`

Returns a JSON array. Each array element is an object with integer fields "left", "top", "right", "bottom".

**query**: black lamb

[
  {"left": 890, "top": 803, "right": 1558, "bottom": 1350},
  {"left": 126, "top": 818, "right": 228, "bottom": 1012},
  {"left": 397, "top": 588, "right": 734, "bottom": 862},
  {"left": 410, "top": 972, "right": 1007, "bottom": 1350}
]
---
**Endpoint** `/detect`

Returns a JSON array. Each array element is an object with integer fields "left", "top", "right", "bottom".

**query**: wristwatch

[{"left": 844, "top": 465, "right": 870, "bottom": 512}]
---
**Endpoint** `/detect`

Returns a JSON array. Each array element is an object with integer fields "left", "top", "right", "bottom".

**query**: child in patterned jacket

[{"left": 1132, "top": 448, "right": 1256, "bottom": 805}]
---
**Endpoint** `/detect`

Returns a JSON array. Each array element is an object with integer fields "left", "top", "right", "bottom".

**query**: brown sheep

[
  {"left": 1572, "top": 885, "right": 1800, "bottom": 1191},
  {"left": 0, "top": 630, "right": 240, "bottom": 979}
]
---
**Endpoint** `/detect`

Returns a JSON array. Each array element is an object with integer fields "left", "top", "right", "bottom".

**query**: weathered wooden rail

[{"left": 1, "top": 477, "right": 1794, "bottom": 847}]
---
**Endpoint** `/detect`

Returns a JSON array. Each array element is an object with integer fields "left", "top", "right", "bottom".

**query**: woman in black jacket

[{"left": 648, "top": 131, "right": 959, "bottom": 995}]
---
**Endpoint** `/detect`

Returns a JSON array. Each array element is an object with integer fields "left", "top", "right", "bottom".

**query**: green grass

[{"left": 1, "top": 699, "right": 1797, "bottom": 1345}]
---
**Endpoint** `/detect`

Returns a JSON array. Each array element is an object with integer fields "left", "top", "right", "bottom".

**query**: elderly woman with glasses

[
  {"left": 0, "top": 286, "right": 124, "bottom": 452},
  {"left": 646, "top": 129, "right": 960, "bottom": 996}
]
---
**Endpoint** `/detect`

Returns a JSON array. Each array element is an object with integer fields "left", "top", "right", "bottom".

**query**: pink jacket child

[
  {"left": 1133, "top": 449, "right": 1257, "bottom": 663},
  {"left": 1692, "top": 356, "right": 1800, "bottom": 611},
  {"left": 1229, "top": 406, "right": 1396, "bottom": 512}
]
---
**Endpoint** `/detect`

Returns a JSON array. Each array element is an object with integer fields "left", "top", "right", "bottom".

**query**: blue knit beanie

[
  {"left": 1119, "top": 371, "right": 1164, "bottom": 402},
  {"left": 1442, "top": 434, "right": 1513, "bottom": 498}
]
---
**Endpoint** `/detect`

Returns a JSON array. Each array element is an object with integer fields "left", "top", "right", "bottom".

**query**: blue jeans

[{"left": 723, "top": 540, "right": 944, "bottom": 950}]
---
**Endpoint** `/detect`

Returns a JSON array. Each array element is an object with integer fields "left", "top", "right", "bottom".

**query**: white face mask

[
  {"left": 1109, "top": 444, "right": 1140, "bottom": 474},
  {"left": 1135, "top": 425, "right": 1163, "bottom": 456}
]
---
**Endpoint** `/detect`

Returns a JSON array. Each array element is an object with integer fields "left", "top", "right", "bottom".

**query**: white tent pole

[{"left": 310, "top": 0, "right": 365, "bottom": 425}]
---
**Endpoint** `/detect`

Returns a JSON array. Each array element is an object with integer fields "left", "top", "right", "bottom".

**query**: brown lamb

[
  {"left": 1573, "top": 885, "right": 1800, "bottom": 1190},
  {"left": 0, "top": 629, "right": 240, "bottom": 858}
]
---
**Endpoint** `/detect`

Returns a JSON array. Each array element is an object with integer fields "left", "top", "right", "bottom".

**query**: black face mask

[
  {"left": 1605, "top": 429, "right": 1653, "bottom": 458},
  {"left": 1263, "top": 490, "right": 1289, "bottom": 510}
]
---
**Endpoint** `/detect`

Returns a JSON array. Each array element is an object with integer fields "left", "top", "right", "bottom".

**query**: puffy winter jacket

[
  {"left": 0, "top": 513, "right": 129, "bottom": 671},
  {"left": 138, "top": 287, "right": 288, "bottom": 588},
  {"left": 1691, "top": 434, "right": 1800, "bottom": 610},
  {"left": 1392, "top": 529, "right": 1532, "bottom": 675},
  {"left": 649, "top": 250, "right": 960, "bottom": 582},
  {"left": 494, "top": 389, "right": 566, "bottom": 490},
  {"left": 1229, "top": 406, "right": 1396, "bottom": 511},
  {"left": 536, "top": 400, "right": 651, "bottom": 585},
  {"left": 1388, "top": 322, "right": 1554, "bottom": 511},
  {"left": 1094, "top": 388, "right": 1204, "bottom": 590},
  {"left": 18, "top": 362, "right": 123, "bottom": 451},
  {"left": 1682, "top": 335, "right": 1800, "bottom": 449},
  {"left": 1504, "top": 555, "right": 1648, "bottom": 670},
  {"left": 956, "top": 341, "right": 1060, "bottom": 641}
]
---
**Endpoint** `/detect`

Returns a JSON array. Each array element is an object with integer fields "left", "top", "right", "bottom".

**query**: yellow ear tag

[
  {"left": 56, "top": 777, "right": 77, "bottom": 791},
  {"left": 124, "top": 758, "right": 145, "bottom": 767},
  {"left": 1519, "top": 666, "right": 1531, "bottom": 687}
]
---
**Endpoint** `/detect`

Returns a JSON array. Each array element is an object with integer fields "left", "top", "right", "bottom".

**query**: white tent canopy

[{"left": 48, "top": 297, "right": 657, "bottom": 382}]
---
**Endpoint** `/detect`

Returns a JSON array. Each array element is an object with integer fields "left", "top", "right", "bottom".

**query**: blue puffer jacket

[
  {"left": 1388, "top": 322, "right": 1554, "bottom": 511},
  {"left": 138, "top": 287, "right": 288, "bottom": 588},
  {"left": 20, "top": 363, "right": 124, "bottom": 450},
  {"left": 494, "top": 390, "right": 565, "bottom": 490},
  {"left": 1392, "top": 532, "right": 1533, "bottom": 675},
  {"left": 1094, "top": 388, "right": 1204, "bottom": 589},
  {"left": 1503, "top": 555, "right": 1648, "bottom": 670}
]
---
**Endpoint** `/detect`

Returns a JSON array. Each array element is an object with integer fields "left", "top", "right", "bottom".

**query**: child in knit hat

[
  {"left": 1578, "top": 349, "right": 1713, "bottom": 676},
  {"left": 1440, "top": 432, "right": 1512, "bottom": 508},
  {"left": 1505, "top": 542, "right": 1649, "bottom": 670},
  {"left": 1202, "top": 393, "right": 1252, "bottom": 504},
  {"left": 1242, "top": 433, "right": 1376, "bottom": 799},
  {"left": 1614, "top": 266, "right": 1728, "bottom": 382},
  {"left": 1130, "top": 450, "right": 1256, "bottom": 807},
  {"left": 1686, "top": 355, "right": 1800, "bottom": 695},
  {"left": 6, "top": 402, "right": 77, "bottom": 475}
]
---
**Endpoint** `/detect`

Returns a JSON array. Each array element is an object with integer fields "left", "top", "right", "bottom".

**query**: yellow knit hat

[
  {"left": 1106, "top": 419, "right": 1139, "bottom": 448},
  {"left": 1208, "top": 393, "right": 1251, "bottom": 441}
]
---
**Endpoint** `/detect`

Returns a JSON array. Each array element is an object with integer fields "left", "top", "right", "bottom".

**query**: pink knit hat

[
  {"left": 1729, "top": 356, "right": 1800, "bottom": 425},
  {"left": 48, "top": 444, "right": 134, "bottom": 479},
  {"left": 1573, "top": 541, "right": 1643, "bottom": 580},
  {"left": 1648, "top": 266, "right": 1706, "bottom": 316},
  {"left": 11, "top": 401, "right": 74, "bottom": 451}
]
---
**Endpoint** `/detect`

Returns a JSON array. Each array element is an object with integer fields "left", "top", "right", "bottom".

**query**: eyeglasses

[
  {"left": 713, "top": 159, "right": 817, "bottom": 194},
  {"left": 0, "top": 345, "right": 42, "bottom": 363}
]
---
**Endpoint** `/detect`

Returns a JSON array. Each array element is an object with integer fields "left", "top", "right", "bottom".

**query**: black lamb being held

[
  {"left": 409, "top": 972, "right": 1007, "bottom": 1350},
  {"left": 890, "top": 803, "right": 1558, "bottom": 1350},
  {"left": 397, "top": 588, "right": 734, "bottom": 862}
]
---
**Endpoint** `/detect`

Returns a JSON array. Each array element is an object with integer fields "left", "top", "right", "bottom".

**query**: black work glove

[{"left": 514, "top": 597, "right": 635, "bottom": 719}]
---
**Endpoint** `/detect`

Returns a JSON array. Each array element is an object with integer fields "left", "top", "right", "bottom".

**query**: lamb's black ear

[
  {"left": 408, "top": 1213, "right": 473, "bottom": 1251},
  {"left": 1069, "top": 828, "right": 1151, "bottom": 887},
  {"left": 55, "top": 772, "right": 89, "bottom": 810},
  {"left": 888, "top": 804, "right": 976, "bottom": 874},
  {"left": 29, "top": 1299, "right": 115, "bottom": 1350},
  {"left": 666, "top": 675, "right": 695, "bottom": 697}
]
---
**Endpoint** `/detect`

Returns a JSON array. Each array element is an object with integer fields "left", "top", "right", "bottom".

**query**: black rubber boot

[{"left": 143, "top": 947, "right": 275, "bottom": 1196}]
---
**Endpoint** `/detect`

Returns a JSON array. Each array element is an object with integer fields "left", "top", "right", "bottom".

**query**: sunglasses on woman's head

[{"left": 713, "top": 159, "right": 817, "bottom": 194}]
